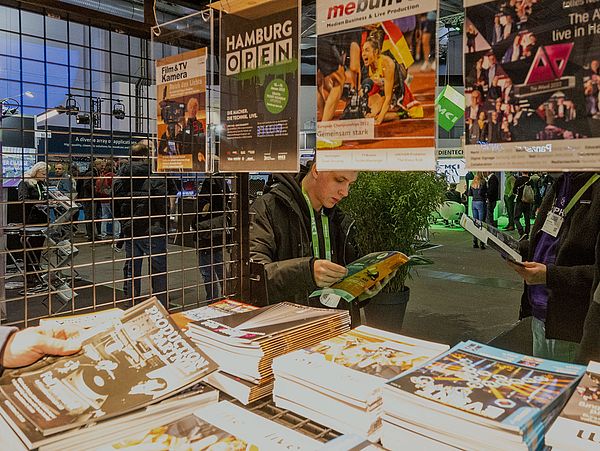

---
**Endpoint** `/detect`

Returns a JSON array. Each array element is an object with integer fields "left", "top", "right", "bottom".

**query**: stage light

[
  {"left": 65, "top": 95, "right": 79, "bottom": 116},
  {"left": 112, "top": 100, "right": 125, "bottom": 120},
  {"left": 76, "top": 113, "right": 90, "bottom": 125}
]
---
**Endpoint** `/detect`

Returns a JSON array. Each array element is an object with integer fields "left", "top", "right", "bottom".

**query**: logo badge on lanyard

[{"left": 542, "top": 174, "right": 599, "bottom": 238}]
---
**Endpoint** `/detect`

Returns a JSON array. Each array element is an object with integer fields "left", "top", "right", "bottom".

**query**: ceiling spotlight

[
  {"left": 23, "top": 91, "right": 34, "bottom": 99},
  {"left": 65, "top": 94, "right": 79, "bottom": 116},
  {"left": 112, "top": 100, "right": 125, "bottom": 120},
  {"left": 76, "top": 113, "right": 90, "bottom": 125}
]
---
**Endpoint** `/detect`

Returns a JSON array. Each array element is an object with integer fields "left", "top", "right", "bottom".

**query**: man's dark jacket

[
  {"left": 113, "top": 160, "right": 177, "bottom": 238},
  {"left": 579, "top": 247, "right": 600, "bottom": 362},
  {"left": 487, "top": 173, "right": 500, "bottom": 202},
  {"left": 519, "top": 173, "right": 600, "bottom": 343},
  {"left": 250, "top": 169, "right": 356, "bottom": 308}
]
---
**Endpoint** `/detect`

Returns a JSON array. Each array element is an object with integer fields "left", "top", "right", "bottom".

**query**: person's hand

[
  {"left": 357, "top": 270, "right": 397, "bottom": 302},
  {"left": 507, "top": 261, "right": 547, "bottom": 285},
  {"left": 2, "top": 326, "right": 82, "bottom": 368},
  {"left": 313, "top": 259, "right": 348, "bottom": 288}
]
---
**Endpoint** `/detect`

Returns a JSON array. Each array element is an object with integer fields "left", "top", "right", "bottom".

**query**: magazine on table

[
  {"left": 546, "top": 360, "right": 600, "bottom": 450},
  {"left": 98, "top": 401, "right": 320, "bottom": 451},
  {"left": 460, "top": 214, "right": 524, "bottom": 266},
  {"left": 0, "top": 297, "right": 217, "bottom": 437},
  {"left": 311, "top": 251, "right": 410, "bottom": 307},
  {"left": 170, "top": 299, "right": 257, "bottom": 332},
  {"left": 386, "top": 340, "right": 585, "bottom": 434}
]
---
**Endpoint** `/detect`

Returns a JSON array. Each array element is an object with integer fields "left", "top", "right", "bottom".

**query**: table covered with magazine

[{"left": 0, "top": 297, "right": 596, "bottom": 451}]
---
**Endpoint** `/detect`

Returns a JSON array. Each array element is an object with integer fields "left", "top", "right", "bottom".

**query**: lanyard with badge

[
  {"left": 302, "top": 188, "right": 331, "bottom": 261},
  {"left": 542, "top": 174, "right": 599, "bottom": 237}
]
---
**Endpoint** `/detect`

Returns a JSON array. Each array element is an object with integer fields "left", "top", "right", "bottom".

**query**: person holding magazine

[
  {"left": 250, "top": 162, "right": 391, "bottom": 326},
  {"left": 507, "top": 172, "right": 600, "bottom": 363},
  {"left": 468, "top": 173, "right": 487, "bottom": 249}
]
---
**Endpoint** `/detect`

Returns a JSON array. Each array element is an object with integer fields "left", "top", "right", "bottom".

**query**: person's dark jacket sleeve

[
  {"left": 250, "top": 196, "right": 317, "bottom": 302},
  {"left": 0, "top": 326, "right": 18, "bottom": 374},
  {"left": 580, "top": 283, "right": 600, "bottom": 363}
]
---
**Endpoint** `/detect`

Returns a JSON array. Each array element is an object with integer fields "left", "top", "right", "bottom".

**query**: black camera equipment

[{"left": 341, "top": 78, "right": 373, "bottom": 120}]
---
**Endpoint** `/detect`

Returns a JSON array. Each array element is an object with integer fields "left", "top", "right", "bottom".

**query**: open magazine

[
  {"left": 0, "top": 297, "right": 217, "bottom": 437},
  {"left": 311, "top": 251, "right": 410, "bottom": 307},
  {"left": 460, "top": 214, "right": 524, "bottom": 266}
]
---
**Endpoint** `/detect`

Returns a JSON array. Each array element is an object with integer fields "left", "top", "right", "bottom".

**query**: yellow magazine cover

[{"left": 312, "top": 251, "right": 409, "bottom": 307}]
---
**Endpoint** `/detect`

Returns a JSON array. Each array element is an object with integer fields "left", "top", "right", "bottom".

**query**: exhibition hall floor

[{"left": 402, "top": 224, "right": 528, "bottom": 351}]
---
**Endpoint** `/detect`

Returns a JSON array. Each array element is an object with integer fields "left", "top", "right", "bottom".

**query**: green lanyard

[
  {"left": 563, "top": 174, "right": 599, "bottom": 216},
  {"left": 302, "top": 188, "right": 331, "bottom": 261}
]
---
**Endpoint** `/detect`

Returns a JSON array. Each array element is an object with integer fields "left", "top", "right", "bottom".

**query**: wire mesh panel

[{"left": 0, "top": 4, "right": 242, "bottom": 327}]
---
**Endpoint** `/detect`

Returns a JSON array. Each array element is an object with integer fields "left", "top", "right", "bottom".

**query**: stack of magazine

[
  {"left": 272, "top": 326, "right": 448, "bottom": 442},
  {"left": 172, "top": 299, "right": 262, "bottom": 403},
  {"left": 171, "top": 298, "right": 258, "bottom": 332},
  {"left": 381, "top": 341, "right": 585, "bottom": 450},
  {"left": 186, "top": 302, "right": 351, "bottom": 404},
  {"left": 91, "top": 401, "right": 321, "bottom": 450},
  {"left": 0, "top": 297, "right": 218, "bottom": 450},
  {"left": 546, "top": 360, "right": 600, "bottom": 450}
]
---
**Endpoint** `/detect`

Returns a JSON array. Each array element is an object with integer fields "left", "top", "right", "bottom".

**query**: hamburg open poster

[
  {"left": 219, "top": 2, "right": 300, "bottom": 172},
  {"left": 464, "top": 0, "right": 600, "bottom": 170},
  {"left": 315, "top": 0, "right": 438, "bottom": 171},
  {"left": 155, "top": 48, "right": 208, "bottom": 173}
]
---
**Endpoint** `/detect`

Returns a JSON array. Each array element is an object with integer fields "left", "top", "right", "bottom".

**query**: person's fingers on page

[
  {"left": 321, "top": 260, "right": 348, "bottom": 277},
  {"left": 358, "top": 281, "right": 383, "bottom": 302},
  {"left": 36, "top": 334, "right": 81, "bottom": 357},
  {"left": 313, "top": 260, "right": 347, "bottom": 287}
]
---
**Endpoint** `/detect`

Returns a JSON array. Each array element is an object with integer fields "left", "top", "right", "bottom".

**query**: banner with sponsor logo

[
  {"left": 155, "top": 48, "right": 208, "bottom": 173},
  {"left": 315, "top": 0, "right": 438, "bottom": 171},
  {"left": 219, "top": 2, "right": 300, "bottom": 172},
  {"left": 436, "top": 148, "right": 467, "bottom": 183},
  {"left": 464, "top": 0, "right": 600, "bottom": 170}
]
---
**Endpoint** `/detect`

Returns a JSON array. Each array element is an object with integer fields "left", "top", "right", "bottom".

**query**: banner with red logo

[
  {"left": 464, "top": 0, "right": 600, "bottom": 170},
  {"left": 315, "top": 0, "right": 438, "bottom": 170},
  {"left": 155, "top": 48, "right": 208, "bottom": 173}
]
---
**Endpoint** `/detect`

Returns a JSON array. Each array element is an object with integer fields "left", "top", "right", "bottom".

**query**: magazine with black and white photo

[{"left": 0, "top": 297, "right": 217, "bottom": 437}]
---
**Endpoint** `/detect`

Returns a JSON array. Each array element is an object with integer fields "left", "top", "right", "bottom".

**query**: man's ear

[{"left": 311, "top": 163, "right": 319, "bottom": 179}]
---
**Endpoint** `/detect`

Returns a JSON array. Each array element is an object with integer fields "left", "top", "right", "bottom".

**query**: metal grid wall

[{"left": 0, "top": 4, "right": 241, "bottom": 327}]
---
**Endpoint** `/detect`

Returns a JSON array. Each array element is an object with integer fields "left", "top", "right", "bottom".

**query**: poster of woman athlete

[
  {"left": 316, "top": 0, "right": 438, "bottom": 171},
  {"left": 464, "top": 0, "right": 600, "bottom": 170}
]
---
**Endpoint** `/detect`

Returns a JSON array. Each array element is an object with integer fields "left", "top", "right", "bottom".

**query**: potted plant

[{"left": 340, "top": 171, "right": 446, "bottom": 332}]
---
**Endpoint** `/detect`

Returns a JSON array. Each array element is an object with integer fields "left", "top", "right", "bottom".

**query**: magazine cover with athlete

[{"left": 316, "top": 0, "right": 438, "bottom": 170}]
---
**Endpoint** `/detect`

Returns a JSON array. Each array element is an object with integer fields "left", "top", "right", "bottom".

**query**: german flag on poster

[{"left": 381, "top": 20, "right": 414, "bottom": 69}]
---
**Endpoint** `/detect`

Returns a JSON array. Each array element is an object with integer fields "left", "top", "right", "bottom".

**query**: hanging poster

[
  {"left": 464, "top": 0, "right": 600, "bottom": 170},
  {"left": 219, "top": 2, "right": 300, "bottom": 172},
  {"left": 155, "top": 48, "right": 208, "bottom": 173},
  {"left": 315, "top": 0, "right": 438, "bottom": 171}
]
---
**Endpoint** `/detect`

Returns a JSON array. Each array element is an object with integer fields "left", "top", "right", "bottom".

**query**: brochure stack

[
  {"left": 381, "top": 341, "right": 585, "bottom": 450},
  {"left": 272, "top": 326, "right": 448, "bottom": 441},
  {"left": 546, "top": 360, "right": 600, "bottom": 451},
  {"left": 0, "top": 298, "right": 218, "bottom": 450},
  {"left": 172, "top": 299, "right": 260, "bottom": 403},
  {"left": 186, "top": 302, "right": 351, "bottom": 403}
]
